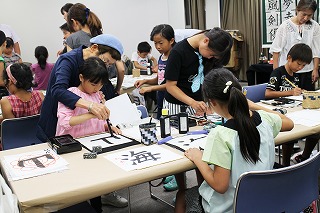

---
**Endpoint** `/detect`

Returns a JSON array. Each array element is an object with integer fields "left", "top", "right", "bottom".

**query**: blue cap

[{"left": 90, "top": 34, "right": 124, "bottom": 55}]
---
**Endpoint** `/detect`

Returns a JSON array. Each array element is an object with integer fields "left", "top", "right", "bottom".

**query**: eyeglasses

[{"left": 100, "top": 54, "right": 112, "bottom": 68}]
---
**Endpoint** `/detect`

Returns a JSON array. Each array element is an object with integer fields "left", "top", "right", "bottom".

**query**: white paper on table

[
  {"left": 110, "top": 74, "right": 157, "bottom": 89},
  {"left": 2, "top": 149, "right": 68, "bottom": 181},
  {"left": 286, "top": 109, "right": 320, "bottom": 127},
  {"left": 286, "top": 95, "right": 303, "bottom": 101},
  {"left": 104, "top": 145, "right": 183, "bottom": 171},
  {"left": 105, "top": 93, "right": 141, "bottom": 126},
  {"left": 166, "top": 134, "right": 208, "bottom": 151},
  {"left": 256, "top": 102, "right": 276, "bottom": 110},
  {"left": 260, "top": 99, "right": 301, "bottom": 108},
  {"left": 77, "top": 132, "right": 133, "bottom": 151}
]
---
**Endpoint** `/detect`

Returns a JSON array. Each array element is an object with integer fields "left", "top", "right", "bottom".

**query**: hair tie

[
  {"left": 6, "top": 64, "right": 17, "bottom": 85},
  {"left": 85, "top": 8, "right": 90, "bottom": 19},
  {"left": 223, "top": 81, "right": 232, "bottom": 94}
]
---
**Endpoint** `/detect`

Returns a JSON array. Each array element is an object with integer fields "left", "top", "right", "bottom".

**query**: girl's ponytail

[
  {"left": 202, "top": 68, "right": 261, "bottom": 164},
  {"left": 228, "top": 87, "right": 260, "bottom": 163},
  {"left": 34, "top": 46, "right": 48, "bottom": 70}
]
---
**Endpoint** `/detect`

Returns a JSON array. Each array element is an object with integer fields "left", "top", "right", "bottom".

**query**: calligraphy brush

[{"left": 106, "top": 119, "right": 114, "bottom": 137}]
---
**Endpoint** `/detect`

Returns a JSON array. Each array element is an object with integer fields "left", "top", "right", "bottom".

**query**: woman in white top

[{"left": 269, "top": 0, "right": 320, "bottom": 91}]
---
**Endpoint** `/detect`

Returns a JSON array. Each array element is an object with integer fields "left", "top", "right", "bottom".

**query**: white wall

[
  {"left": 206, "top": 0, "right": 221, "bottom": 28},
  {"left": 0, "top": 0, "right": 220, "bottom": 64}
]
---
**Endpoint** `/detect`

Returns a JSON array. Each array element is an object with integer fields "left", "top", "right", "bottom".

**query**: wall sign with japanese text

[{"left": 262, "top": 0, "right": 319, "bottom": 47}]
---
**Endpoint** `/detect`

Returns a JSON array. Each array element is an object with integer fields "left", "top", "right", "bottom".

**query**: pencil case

[
  {"left": 302, "top": 91, "right": 320, "bottom": 109},
  {"left": 48, "top": 134, "right": 82, "bottom": 154}
]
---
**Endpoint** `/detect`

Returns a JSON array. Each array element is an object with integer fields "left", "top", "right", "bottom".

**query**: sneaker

[
  {"left": 101, "top": 192, "right": 128, "bottom": 207},
  {"left": 163, "top": 177, "right": 178, "bottom": 191},
  {"left": 290, "top": 151, "right": 303, "bottom": 163},
  {"left": 292, "top": 154, "right": 305, "bottom": 164},
  {"left": 163, "top": 175, "right": 174, "bottom": 184}
]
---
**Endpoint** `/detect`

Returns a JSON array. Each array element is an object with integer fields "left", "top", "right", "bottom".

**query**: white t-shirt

[
  {"left": 269, "top": 19, "right": 320, "bottom": 73},
  {"left": 0, "top": 24, "right": 21, "bottom": 43},
  {"left": 131, "top": 52, "right": 153, "bottom": 70}
]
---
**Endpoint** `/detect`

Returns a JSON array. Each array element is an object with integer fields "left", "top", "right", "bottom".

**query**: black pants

[{"left": 90, "top": 196, "right": 102, "bottom": 213}]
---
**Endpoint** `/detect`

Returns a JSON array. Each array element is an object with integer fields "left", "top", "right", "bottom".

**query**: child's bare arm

[
  {"left": 133, "top": 61, "right": 147, "bottom": 70},
  {"left": 265, "top": 88, "right": 301, "bottom": 99},
  {"left": 248, "top": 99, "right": 294, "bottom": 132},
  {"left": 0, "top": 62, "right": 5, "bottom": 86},
  {"left": 151, "top": 57, "right": 158, "bottom": 73},
  {"left": 151, "top": 56, "right": 158, "bottom": 66},
  {"left": 0, "top": 97, "right": 15, "bottom": 119},
  {"left": 185, "top": 148, "right": 230, "bottom": 194},
  {"left": 69, "top": 113, "right": 97, "bottom": 126}
]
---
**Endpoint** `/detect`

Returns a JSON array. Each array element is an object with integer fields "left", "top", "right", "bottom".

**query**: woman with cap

[
  {"left": 37, "top": 34, "right": 123, "bottom": 141},
  {"left": 36, "top": 34, "right": 124, "bottom": 213}
]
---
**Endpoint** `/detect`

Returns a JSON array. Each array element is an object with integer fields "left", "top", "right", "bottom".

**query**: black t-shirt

[
  {"left": 164, "top": 39, "right": 203, "bottom": 105},
  {"left": 266, "top": 65, "right": 299, "bottom": 91}
]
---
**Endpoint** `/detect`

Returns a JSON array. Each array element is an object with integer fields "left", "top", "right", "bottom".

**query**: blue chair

[
  {"left": 243, "top": 83, "right": 267, "bottom": 102},
  {"left": 1, "top": 114, "right": 43, "bottom": 150},
  {"left": 233, "top": 151, "right": 320, "bottom": 213},
  {"left": 1, "top": 114, "right": 97, "bottom": 212},
  {"left": 136, "top": 105, "right": 148, "bottom": 119}
]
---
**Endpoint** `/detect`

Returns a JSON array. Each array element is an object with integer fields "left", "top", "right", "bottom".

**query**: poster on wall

[{"left": 261, "top": 0, "right": 320, "bottom": 47}]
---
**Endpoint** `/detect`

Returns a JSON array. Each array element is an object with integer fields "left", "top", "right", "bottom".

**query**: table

[
  {"left": 110, "top": 74, "right": 157, "bottom": 94},
  {"left": 1, "top": 105, "right": 320, "bottom": 212},
  {"left": 246, "top": 63, "right": 273, "bottom": 86},
  {"left": 257, "top": 103, "right": 320, "bottom": 146},
  {"left": 0, "top": 142, "right": 194, "bottom": 213}
]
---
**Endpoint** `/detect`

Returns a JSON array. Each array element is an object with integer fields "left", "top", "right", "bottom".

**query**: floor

[{"left": 102, "top": 170, "right": 199, "bottom": 213}]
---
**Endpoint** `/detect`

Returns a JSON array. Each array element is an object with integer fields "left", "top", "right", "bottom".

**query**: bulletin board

[{"left": 261, "top": 0, "right": 320, "bottom": 48}]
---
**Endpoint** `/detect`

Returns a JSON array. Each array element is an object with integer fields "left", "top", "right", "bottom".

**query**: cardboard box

[{"left": 224, "top": 30, "right": 243, "bottom": 69}]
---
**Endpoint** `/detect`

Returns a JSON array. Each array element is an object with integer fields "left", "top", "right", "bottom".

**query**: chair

[
  {"left": 1, "top": 114, "right": 43, "bottom": 150},
  {"left": 136, "top": 105, "right": 148, "bottom": 119},
  {"left": 233, "top": 151, "right": 320, "bottom": 213},
  {"left": 243, "top": 83, "right": 267, "bottom": 102}
]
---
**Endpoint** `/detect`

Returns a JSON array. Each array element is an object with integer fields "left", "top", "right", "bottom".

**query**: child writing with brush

[
  {"left": 265, "top": 43, "right": 320, "bottom": 166},
  {"left": 56, "top": 57, "right": 121, "bottom": 138},
  {"left": 265, "top": 43, "right": 309, "bottom": 99}
]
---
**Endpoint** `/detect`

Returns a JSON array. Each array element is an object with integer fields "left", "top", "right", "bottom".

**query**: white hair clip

[{"left": 223, "top": 81, "right": 232, "bottom": 94}]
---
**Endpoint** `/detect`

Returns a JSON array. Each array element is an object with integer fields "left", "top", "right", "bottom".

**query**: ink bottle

[
  {"left": 160, "top": 108, "right": 171, "bottom": 138},
  {"left": 178, "top": 106, "right": 189, "bottom": 134},
  {"left": 146, "top": 63, "right": 151, "bottom": 75}
]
